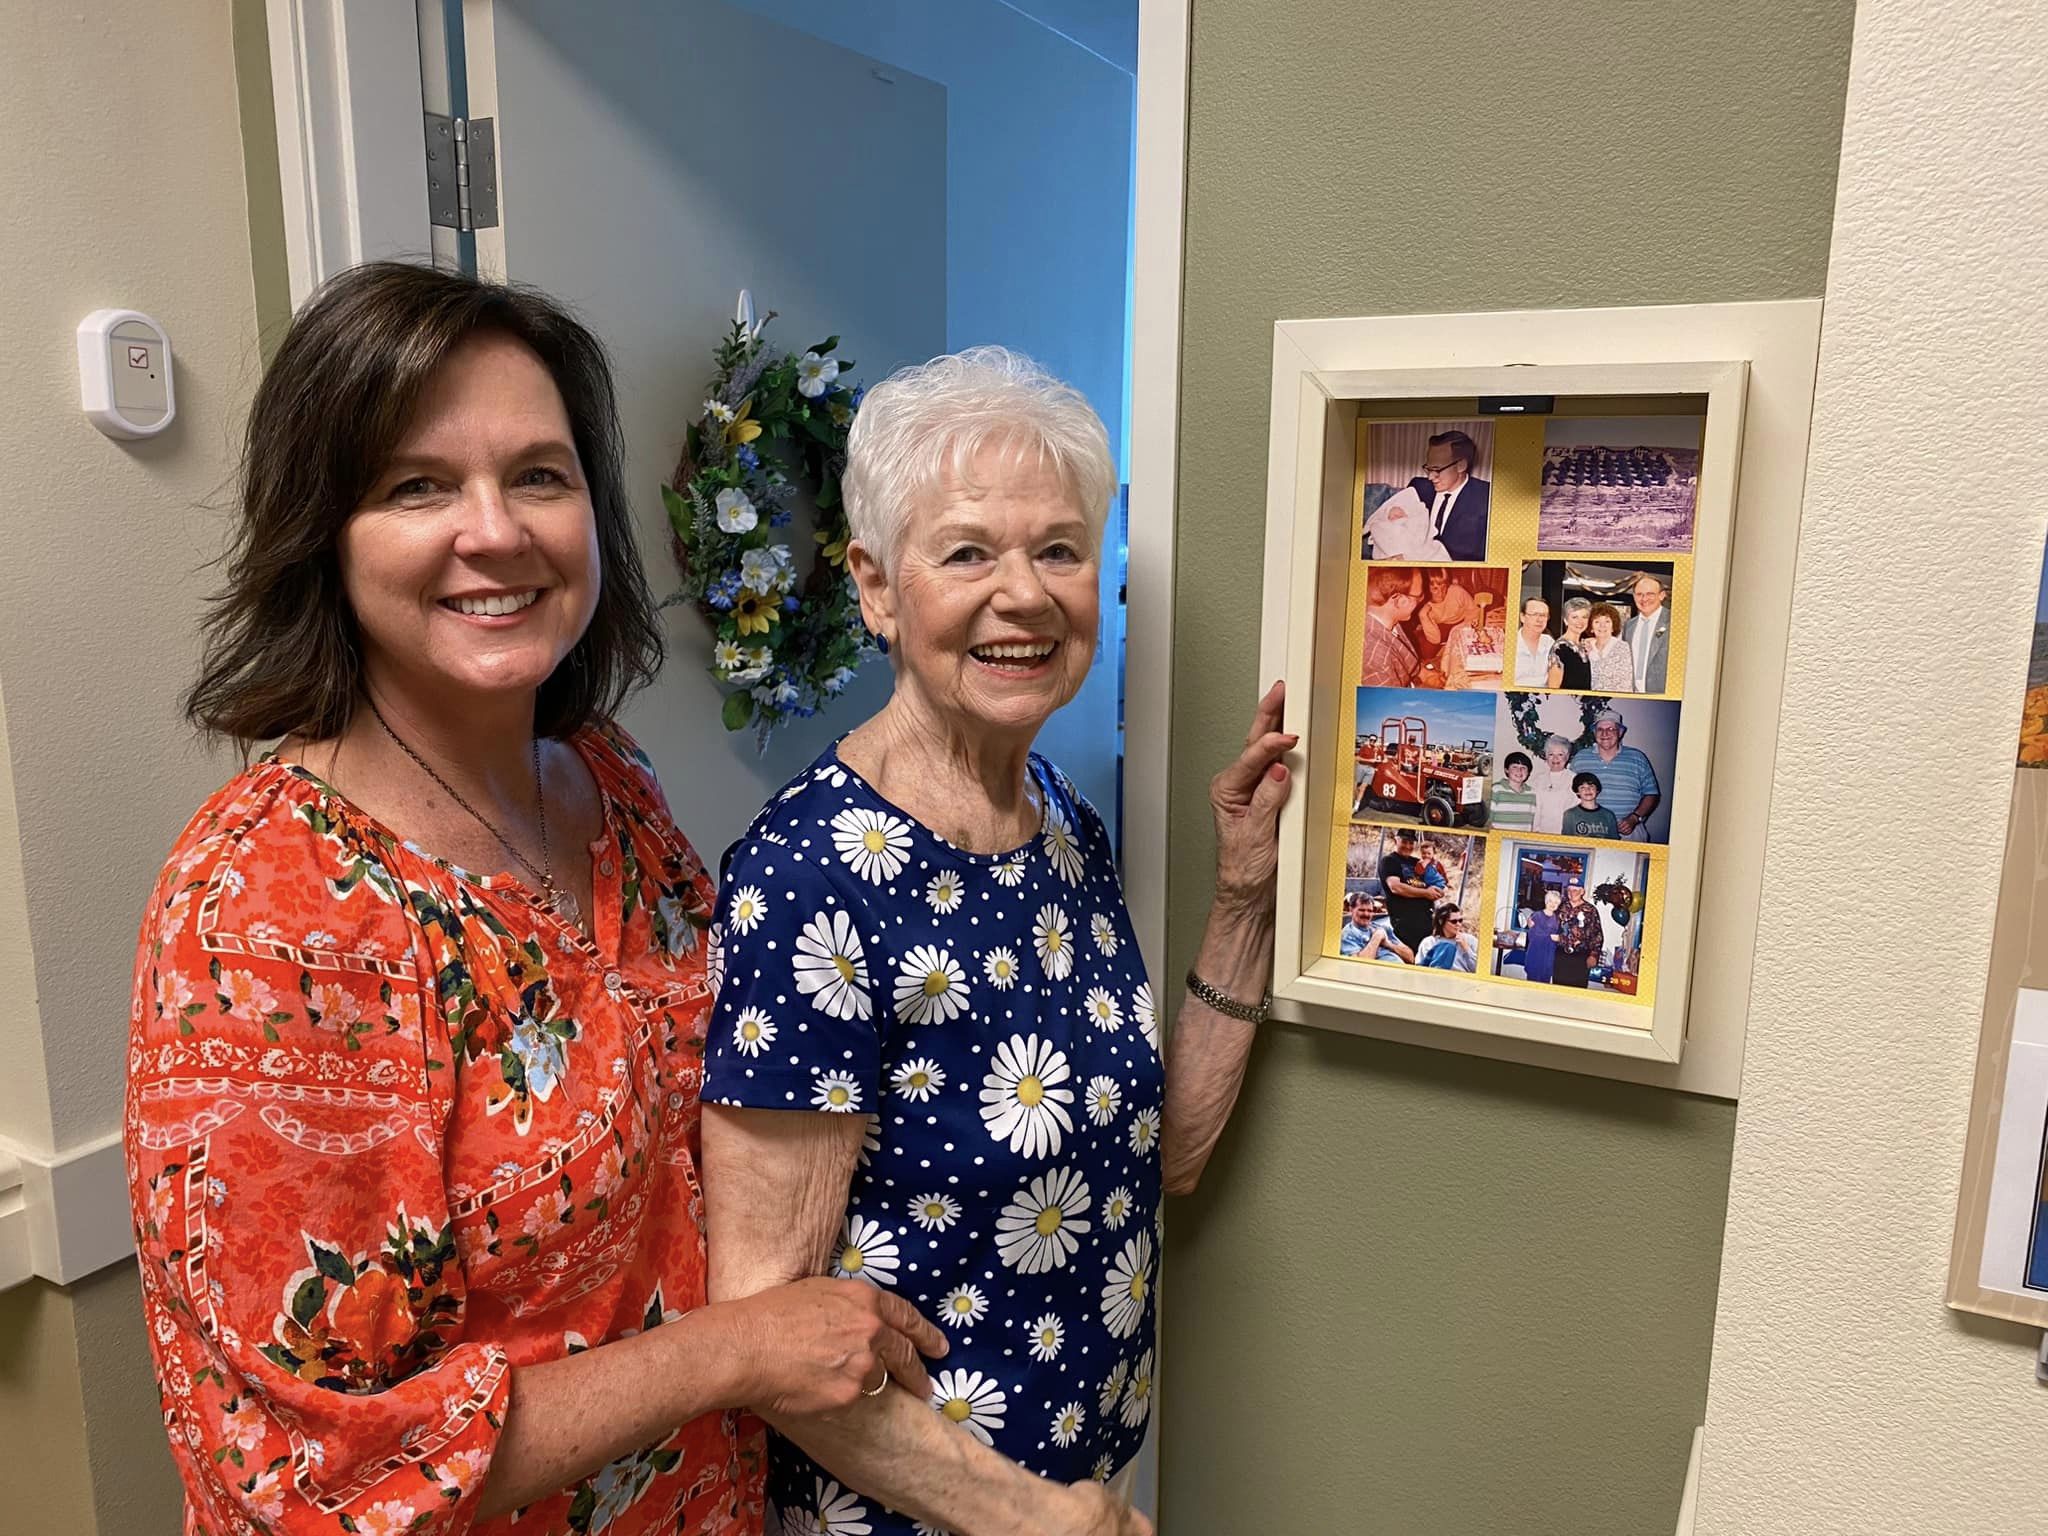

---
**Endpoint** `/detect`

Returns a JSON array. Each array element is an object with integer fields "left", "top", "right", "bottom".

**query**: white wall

[
  {"left": 1697, "top": 1, "right": 2048, "bottom": 1529},
  {"left": 723, "top": 0, "right": 1137, "bottom": 833}
]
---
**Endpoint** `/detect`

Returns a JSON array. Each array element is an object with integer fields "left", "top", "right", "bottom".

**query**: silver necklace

[{"left": 369, "top": 700, "right": 581, "bottom": 925}]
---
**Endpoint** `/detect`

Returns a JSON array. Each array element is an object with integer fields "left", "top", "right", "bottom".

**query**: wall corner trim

[{"left": 0, "top": 1131, "right": 131, "bottom": 1291}]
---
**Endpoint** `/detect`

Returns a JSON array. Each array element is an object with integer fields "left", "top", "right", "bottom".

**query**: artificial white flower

[
  {"left": 1084, "top": 1075, "right": 1123, "bottom": 1127},
  {"left": 1100, "top": 1231, "right": 1154, "bottom": 1339},
  {"left": 796, "top": 351, "right": 841, "bottom": 399},
  {"left": 823, "top": 666, "right": 856, "bottom": 695},
  {"left": 1134, "top": 981, "right": 1158, "bottom": 1051},
  {"left": 715, "top": 487, "right": 758, "bottom": 533},
  {"left": 1026, "top": 1312, "right": 1065, "bottom": 1362},
  {"left": 1129, "top": 1106, "right": 1161, "bottom": 1156},
  {"left": 910, "top": 1192, "right": 962, "bottom": 1232},
  {"left": 832, "top": 807, "right": 913, "bottom": 884},
  {"left": 1051, "top": 1402, "right": 1086, "bottom": 1448},
  {"left": 1103, "top": 1185, "right": 1134, "bottom": 1230},
  {"left": 1098, "top": 1358, "right": 1129, "bottom": 1418},
  {"left": 731, "top": 1006, "right": 776, "bottom": 1058},
  {"left": 812, "top": 1070, "right": 863, "bottom": 1113},
  {"left": 705, "top": 398, "right": 736, "bottom": 424},
  {"left": 752, "top": 677, "right": 800, "bottom": 709},
  {"left": 1090, "top": 913, "right": 1119, "bottom": 956},
  {"left": 1032, "top": 904, "right": 1074, "bottom": 982},
  {"left": 793, "top": 909, "right": 872, "bottom": 1021},
  {"left": 924, "top": 869, "right": 965, "bottom": 915},
  {"left": 1121, "top": 1348, "right": 1155, "bottom": 1429},
  {"left": 890, "top": 1057, "right": 947, "bottom": 1102},
  {"left": 1083, "top": 987, "right": 1124, "bottom": 1034},
  {"left": 929, "top": 1369, "right": 1006, "bottom": 1446},
  {"left": 894, "top": 945, "right": 968, "bottom": 1026},
  {"left": 994, "top": 1166, "right": 1092, "bottom": 1273},
  {"left": 833, "top": 1215, "right": 899, "bottom": 1287},
  {"left": 939, "top": 1284, "right": 989, "bottom": 1329},
  {"left": 728, "top": 885, "right": 768, "bottom": 936},
  {"left": 983, "top": 946, "right": 1020, "bottom": 990},
  {"left": 979, "top": 1033, "right": 1075, "bottom": 1158},
  {"left": 712, "top": 639, "right": 744, "bottom": 672},
  {"left": 727, "top": 660, "right": 770, "bottom": 687},
  {"left": 1041, "top": 803, "right": 1085, "bottom": 885},
  {"left": 992, "top": 858, "right": 1026, "bottom": 888},
  {"left": 739, "top": 545, "right": 793, "bottom": 595}
]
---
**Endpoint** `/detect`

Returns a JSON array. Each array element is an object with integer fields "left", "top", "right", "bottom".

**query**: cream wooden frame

[{"left": 1260, "top": 304, "right": 1823, "bottom": 1096}]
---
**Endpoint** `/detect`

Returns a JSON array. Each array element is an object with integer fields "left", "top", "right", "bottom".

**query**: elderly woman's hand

[
  {"left": 1209, "top": 680, "right": 1298, "bottom": 914},
  {"left": 724, "top": 1276, "right": 948, "bottom": 1418},
  {"left": 1054, "top": 1480, "right": 1156, "bottom": 1536}
]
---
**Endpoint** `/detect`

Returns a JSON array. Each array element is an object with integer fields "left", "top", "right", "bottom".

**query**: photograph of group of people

[
  {"left": 1360, "top": 420, "right": 1495, "bottom": 563},
  {"left": 1341, "top": 825, "right": 1484, "bottom": 970},
  {"left": 1493, "top": 691, "right": 1679, "bottom": 845},
  {"left": 1352, "top": 687, "right": 1495, "bottom": 828},
  {"left": 1491, "top": 842, "right": 1653, "bottom": 994},
  {"left": 1536, "top": 415, "right": 1702, "bottom": 553},
  {"left": 1359, "top": 563, "right": 1510, "bottom": 691},
  {"left": 1511, "top": 561, "right": 1675, "bottom": 695}
]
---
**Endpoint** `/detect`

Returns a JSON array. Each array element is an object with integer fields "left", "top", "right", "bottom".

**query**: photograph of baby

[
  {"left": 1514, "top": 560, "right": 1676, "bottom": 694},
  {"left": 1493, "top": 691, "right": 1682, "bottom": 844},
  {"left": 1491, "top": 840, "right": 1654, "bottom": 995},
  {"left": 1352, "top": 687, "right": 1495, "bottom": 829},
  {"left": 1359, "top": 565, "right": 1510, "bottom": 691},
  {"left": 1341, "top": 824, "right": 1484, "bottom": 969},
  {"left": 1537, "top": 415, "right": 1703, "bottom": 553},
  {"left": 1360, "top": 419, "right": 1496, "bottom": 564}
]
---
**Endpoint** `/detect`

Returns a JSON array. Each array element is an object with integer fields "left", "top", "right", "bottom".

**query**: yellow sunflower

[
  {"left": 734, "top": 591, "right": 780, "bottom": 635},
  {"left": 815, "top": 525, "right": 850, "bottom": 568},
  {"left": 724, "top": 398, "right": 762, "bottom": 447}
]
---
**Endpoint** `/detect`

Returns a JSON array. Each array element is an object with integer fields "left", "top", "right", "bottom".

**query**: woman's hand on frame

[
  {"left": 722, "top": 1276, "right": 948, "bottom": 1417},
  {"left": 1210, "top": 679, "right": 1297, "bottom": 913}
]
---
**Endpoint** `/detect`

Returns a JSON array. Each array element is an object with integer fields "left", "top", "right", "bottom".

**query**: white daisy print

[
  {"left": 983, "top": 946, "right": 1020, "bottom": 990},
  {"left": 796, "top": 1477, "right": 871, "bottom": 1536},
  {"left": 930, "top": 1369, "right": 1007, "bottom": 1446},
  {"left": 793, "top": 909, "right": 872, "bottom": 1021},
  {"left": 890, "top": 1057, "right": 947, "bottom": 1102},
  {"left": 1135, "top": 981, "right": 1158, "bottom": 1051},
  {"left": 1098, "top": 1358, "right": 1129, "bottom": 1418},
  {"left": 1090, "top": 913, "right": 1119, "bottom": 956},
  {"left": 812, "top": 1070, "right": 863, "bottom": 1113},
  {"left": 1101, "top": 1193, "right": 1138, "bottom": 1241},
  {"left": 857, "top": 1113, "right": 881, "bottom": 1167},
  {"left": 1101, "top": 1231, "right": 1154, "bottom": 1339},
  {"left": 1121, "top": 1347, "right": 1155, "bottom": 1428},
  {"left": 1085, "top": 1076, "right": 1123, "bottom": 1126},
  {"left": 910, "top": 1192, "right": 962, "bottom": 1232},
  {"left": 924, "top": 869, "right": 965, "bottom": 915},
  {"left": 731, "top": 1007, "right": 777, "bottom": 1057},
  {"left": 1026, "top": 1312, "right": 1065, "bottom": 1362},
  {"left": 994, "top": 1166, "right": 1093, "bottom": 1273},
  {"left": 831, "top": 806, "right": 913, "bottom": 884},
  {"left": 1051, "top": 1402, "right": 1085, "bottom": 1448},
  {"left": 728, "top": 885, "right": 768, "bottom": 936},
  {"left": 705, "top": 924, "right": 726, "bottom": 995},
  {"left": 992, "top": 858, "right": 1026, "bottom": 888},
  {"left": 833, "top": 1216, "right": 899, "bottom": 1287},
  {"left": 939, "top": 1284, "right": 989, "bottom": 1329},
  {"left": 1032, "top": 904, "right": 1074, "bottom": 982},
  {"left": 1041, "top": 803, "right": 1085, "bottom": 885},
  {"left": 894, "top": 945, "right": 969, "bottom": 1026},
  {"left": 979, "top": 1033, "right": 1075, "bottom": 1158},
  {"left": 1083, "top": 987, "right": 1124, "bottom": 1033},
  {"left": 1129, "top": 1106, "right": 1161, "bottom": 1155}
]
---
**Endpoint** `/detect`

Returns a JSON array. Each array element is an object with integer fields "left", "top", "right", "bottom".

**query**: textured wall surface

[
  {"left": 1159, "top": 2, "right": 1855, "bottom": 1532},
  {"left": 1697, "top": 2, "right": 2048, "bottom": 1530}
]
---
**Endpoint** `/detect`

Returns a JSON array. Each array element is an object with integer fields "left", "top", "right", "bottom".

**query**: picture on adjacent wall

[
  {"left": 1537, "top": 416, "right": 1703, "bottom": 553},
  {"left": 2020, "top": 561, "right": 2048, "bottom": 767},
  {"left": 1358, "top": 565, "right": 1510, "bottom": 690},
  {"left": 1516, "top": 559, "right": 1678, "bottom": 694},
  {"left": 1360, "top": 419, "right": 1496, "bottom": 563},
  {"left": 1342, "top": 824, "right": 1482, "bottom": 967},
  {"left": 1491, "top": 841, "right": 1653, "bottom": 996},
  {"left": 1352, "top": 687, "right": 1495, "bottom": 828},
  {"left": 1493, "top": 692, "right": 1681, "bottom": 844}
]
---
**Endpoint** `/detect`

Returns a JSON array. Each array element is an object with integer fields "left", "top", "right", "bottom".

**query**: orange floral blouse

[{"left": 124, "top": 723, "right": 765, "bottom": 1536}]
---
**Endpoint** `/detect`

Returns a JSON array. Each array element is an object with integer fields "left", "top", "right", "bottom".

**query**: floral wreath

[
  {"left": 663, "top": 296, "right": 875, "bottom": 745},
  {"left": 1505, "top": 692, "right": 1614, "bottom": 756}
]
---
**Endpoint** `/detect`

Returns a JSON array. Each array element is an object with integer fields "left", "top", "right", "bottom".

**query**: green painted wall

[{"left": 1159, "top": 3, "right": 1856, "bottom": 1532}]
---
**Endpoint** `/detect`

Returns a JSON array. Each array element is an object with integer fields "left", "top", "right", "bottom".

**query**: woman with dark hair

[
  {"left": 1582, "top": 601, "right": 1637, "bottom": 693},
  {"left": 125, "top": 262, "right": 949, "bottom": 1536},
  {"left": 1415, "top": 902, "right": 1478, "bottom": 970}
]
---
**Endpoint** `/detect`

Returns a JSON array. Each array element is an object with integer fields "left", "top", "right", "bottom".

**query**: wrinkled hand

[
  {"left": 727, "top": 1276, "right": 947, "bottom": 1418},
  {"left": 1210, "top": 680, "right": 1297, "bottom": 911},
  {"left": 1058, "top": 1480, "right": 1156, "bottom": 1536}
]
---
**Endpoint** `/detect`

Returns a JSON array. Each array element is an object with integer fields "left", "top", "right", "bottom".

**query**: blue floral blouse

[{"left": 703, "top": 746, "right": 1162, "bottom": 1533}]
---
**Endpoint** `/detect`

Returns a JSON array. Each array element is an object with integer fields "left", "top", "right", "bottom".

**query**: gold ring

[{"left": 862, "top": 1367, "right": 890, "bottom": 1397}]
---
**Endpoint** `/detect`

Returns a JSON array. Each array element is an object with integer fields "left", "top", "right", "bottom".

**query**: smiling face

[
  {"left": 1594, "top": 721, "right": 1623, "bottom": 754},
  {"left": 339, "top": 333, "right": 600, "bottom": 719},
  {"left": 1520, "top": 598, "right": 1549, "bottom": 639},
  {"left": 852, "top": 441, "right": 1099, "bottom": 743},
  {"left": 1545, "top": 740, "right": 1570, "bottom": 772},
  {"left": 1633, "top": 576, "right": 1666, "bottom": 616},
  {"left": 1590, "top": 610, "right": 1616, "bottom": 640}
]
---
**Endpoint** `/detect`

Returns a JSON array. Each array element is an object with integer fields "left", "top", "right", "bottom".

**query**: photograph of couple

[
  {"left": 1511, "top": 561, "right": 1675, "bottom": 695},
  {"left": 1537, "top": 415, "right": 1702, "bottom": 554},
  {"left": 1352, "top": 686, "right": 1495, "bottom": 829},
  {"left": 1492, "top": 692, "right": 1680, "bottom": 844},
  {"left": 1340, "top": 825, "right": 1482, "bottom": 970},
  {"left": 1359, "top": 419, "right": 1495, "bottom": 563},
  {"left": 1359, "top": 565, "right": 1510, "bottom": 691},
  {"left": 1491, "top": 841, "right": 1653, "bottom": 995}
]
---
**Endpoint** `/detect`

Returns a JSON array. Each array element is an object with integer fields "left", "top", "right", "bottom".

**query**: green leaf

[
  {"left": 311, "top": 1241, "right": 355, "bottom": 1286},
  {"left": 810, "top": 336, "right": 839, "bottom": 355},
  {"left": 661, "top": 483, "right": 691, "bottom": 535},
  {"left": 289, "top": 1272, "right": 326, "bottom": 1329},
  {"left": 721, "top": 691, "right": 756, "bottom": 731}
]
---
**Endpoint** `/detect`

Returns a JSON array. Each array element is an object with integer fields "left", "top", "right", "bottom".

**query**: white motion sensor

[{"left": 78, "top": 309, "right": 175, "bottom": 439}]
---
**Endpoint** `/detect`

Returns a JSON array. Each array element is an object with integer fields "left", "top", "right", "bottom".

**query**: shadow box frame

[{"left": 1257, "top": 303, "right": 1825, "bottom": 1095}]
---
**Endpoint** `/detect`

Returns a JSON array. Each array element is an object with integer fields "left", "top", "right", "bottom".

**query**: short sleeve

[
  {"left": 704, "top": 826, "right": 883, "bottom": 1117},
  {"left": 126, "top": 789, "right": 510, "bottom": 1533}
]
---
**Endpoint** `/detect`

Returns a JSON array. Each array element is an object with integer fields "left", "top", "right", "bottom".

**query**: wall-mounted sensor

[{"left": 78, "top": 309, "right": 175, "bottom": 439}]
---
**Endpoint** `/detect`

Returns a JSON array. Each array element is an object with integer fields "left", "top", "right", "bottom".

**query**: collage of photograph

[{"left": 1338, "top": 412, "right": 1705, "bottom": 1003}]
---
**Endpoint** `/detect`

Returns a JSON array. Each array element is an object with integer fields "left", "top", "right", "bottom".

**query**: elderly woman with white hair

[{"left": 699, "top": 349, "right": 1294, "bottom": 1536}]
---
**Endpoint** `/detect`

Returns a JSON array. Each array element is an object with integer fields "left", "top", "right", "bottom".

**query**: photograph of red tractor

[{"left": 1354, "top": 713, "right": 1490, "bottom": 828}]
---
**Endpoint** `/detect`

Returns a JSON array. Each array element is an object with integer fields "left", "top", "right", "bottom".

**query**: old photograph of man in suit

[{"left": 1361, "top": 419, "right": 1495, "bottom": 564}]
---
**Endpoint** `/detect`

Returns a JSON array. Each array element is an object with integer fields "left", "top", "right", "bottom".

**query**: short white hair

[{"left": 842, "top": 346, "right": 1115, "bottom": 574}]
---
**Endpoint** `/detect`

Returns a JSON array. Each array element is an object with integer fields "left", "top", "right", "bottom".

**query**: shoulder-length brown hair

[{"left": 186, "top": 260, "right": 663, "bottom": 745}]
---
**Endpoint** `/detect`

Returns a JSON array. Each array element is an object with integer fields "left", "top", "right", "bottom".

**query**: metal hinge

[{"left": 424, "top": 112, "right": 499, "bottom": 232}]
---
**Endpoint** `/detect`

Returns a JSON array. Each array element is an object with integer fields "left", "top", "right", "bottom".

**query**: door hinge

[{"left": 424, "top": 113, "right": 499, "bottom": 232}]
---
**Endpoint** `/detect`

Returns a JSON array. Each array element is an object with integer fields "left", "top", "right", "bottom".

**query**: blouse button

[
  {"left": 599, "top": 858, "right": 616, "bottom": 877},
  {"left": 603, "top": 970, "right": 624, "bottom": 994}
]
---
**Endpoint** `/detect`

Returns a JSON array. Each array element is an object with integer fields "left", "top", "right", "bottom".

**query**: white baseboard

[{"left": 0, "top": 1130, "right": 133, "bottom": 1290}]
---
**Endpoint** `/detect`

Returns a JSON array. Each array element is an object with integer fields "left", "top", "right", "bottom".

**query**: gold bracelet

[{"left": 1185, "top": 967, "right": 1270, "bottom": 1025}]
